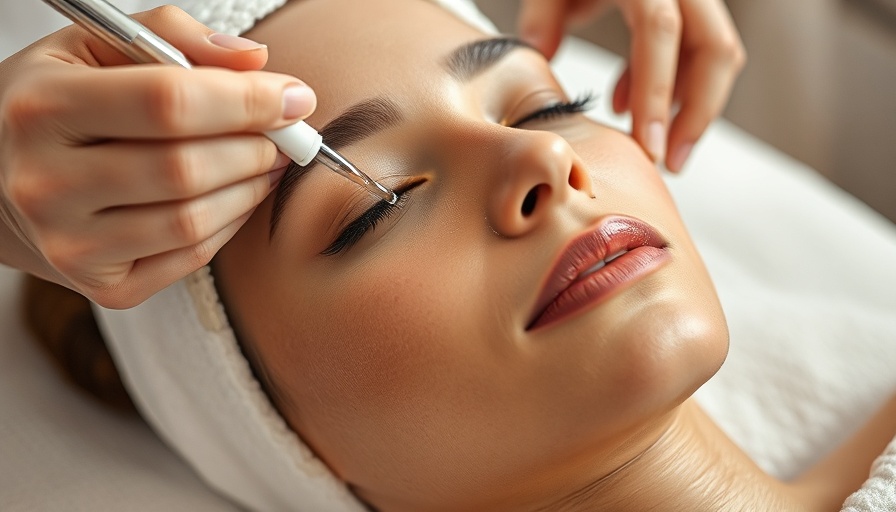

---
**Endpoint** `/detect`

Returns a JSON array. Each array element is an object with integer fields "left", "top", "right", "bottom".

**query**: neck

[{"left": 544, "top": 400, "right": 804, "bottom": 512}]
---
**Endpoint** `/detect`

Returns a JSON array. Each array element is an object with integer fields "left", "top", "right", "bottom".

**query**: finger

[
  {"left": 63, "top": 135, "right": 288, "bottom": 209},
  {"left": 130, "top": 208, "right": 254, "bottom": 302},
  {"left": 664, "top": 54, "right": 740, "bottom": 172},
  {"left": 566, "top": 0, "right": 613, "bottom": 27},
  {"left": 89, "top": 171, "right": 274, "bottom": 264},
  {"left": 71, "top": 5, "right": 268, "bottom": 71},
  {"left": 612, "top": 66, "right": 631, "bottom": 114},
  {"left": 519, "top": 0, "right": 574, "bottom": 59},
  {"left": 43, "top": 65, "right": 316, "bottom": 139},
  {"left": 665, "top": 0, "right": 746, "bottom": 172},
  {"left": 618, "top": 0, "right": 682, "bottom": 163},
  {"left": 86, "top": 208, "right": 254, "bottom": 309}
]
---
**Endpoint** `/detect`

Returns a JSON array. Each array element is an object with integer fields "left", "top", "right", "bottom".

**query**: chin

[{"left": 594, "top": 284, "right": 730, "bottom": 413}]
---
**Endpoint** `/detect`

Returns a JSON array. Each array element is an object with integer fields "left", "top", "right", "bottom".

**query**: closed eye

[
  {"left": 321, "top": 179, "right": 424, "bottom": 256},
  {"left": 510, "top": 91, "right": 596, "bottom": 128}
]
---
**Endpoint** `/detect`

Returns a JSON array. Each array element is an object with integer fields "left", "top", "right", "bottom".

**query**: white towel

[
  {"left": 169, "top": 0, "right": 496, "bottom": 36},
  {"left": 843, "top": 439, "right": 896, "bottom": 511},
  {"left": 98, "top": 268, "right": 363, "bottom": 511}
]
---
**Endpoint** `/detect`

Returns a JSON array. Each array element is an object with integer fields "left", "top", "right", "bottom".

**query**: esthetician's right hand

[{"left": 0, "top": 6, "right": 315, "bottom": 308}]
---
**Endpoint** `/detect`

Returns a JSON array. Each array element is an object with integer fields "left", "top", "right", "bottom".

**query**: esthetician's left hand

[{"left": 518, "top": 0, "right": 746, "bottom": 172}]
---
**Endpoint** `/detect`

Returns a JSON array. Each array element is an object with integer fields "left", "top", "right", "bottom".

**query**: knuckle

[
  {"left": 648, "top": 81, "right": 674, "bottom": 102},
  {"left": 256, "top": 138, "right": 278, "bottom": 171},
  {"left": 160, "top": 144, "right": 203, "bottom": 196},
  {"left": 641, "top": 4, "right": 681, "bottom": 37},
  {"left": 241, "top": 78, "right": 274, "bottom": 129},
  {"left": 42, "top": 236, "right": 84, "bottom": 275},
  {"left": 143, "top": 4, "right": 189, "bottom": 26},
  {"left": 144, "top": 71, "right": 193, "bottom": 133},
  {"left": 710, "top": 35, "right": 748, "bottom": 69},
  {"left": 253, "top": 177, "right": 271, "bottom": 204},
  {"left": 187, "top": 241, "right": 215, "bottom": 270},
  {"left": 731, "top": 41, "right": 748, "bottom": 70},
  {"left": 40, "top": 240, "right": 66, "bottom": 271},
  {"left": 1, "top": 81, "right": 56, "bottom": 135},
  {"left": 7, "top": 174, "right": 49, "bottom": 219},
  {"left": 172, "top": 200, "right": 209, "bottom": 244}
]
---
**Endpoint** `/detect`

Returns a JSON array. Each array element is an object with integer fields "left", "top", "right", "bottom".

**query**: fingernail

[
  {"left": 208, "top": 33, "right": 267, "bottom": 51},
  {"left": 282, "top": 84, "right": 316, "bottom": 120},
  {"left": 668, "top": 143, "right": 694, "bottom": 173},
  {"left": 646, "top": 121, "right": 666, "bottom": 163},
  {"left": 268, "top": 168, "right": 287, "bottom": 189}
]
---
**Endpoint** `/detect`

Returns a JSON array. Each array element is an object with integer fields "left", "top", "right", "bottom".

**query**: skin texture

[{"left": 215, "top": 0, "right": 888, "bottom": 510}]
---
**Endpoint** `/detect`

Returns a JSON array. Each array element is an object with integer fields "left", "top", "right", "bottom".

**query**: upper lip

[{"left": 527, "top": 216, "right": 669, "bottom": 328}]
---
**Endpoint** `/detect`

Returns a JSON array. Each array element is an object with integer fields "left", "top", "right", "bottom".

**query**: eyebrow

[
  {"left": 269, "top": 97, "right": 403, "bottom": 238},
  {"left": 269, "top": 37, "right": 532, "bottom": 239},
  {"left": 444, "top": 37, "right": 532, "bottom": 81}
]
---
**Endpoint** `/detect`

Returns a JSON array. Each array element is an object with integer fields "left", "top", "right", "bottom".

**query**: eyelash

[
  {"left": 321, "top": 181, "right": 418, "bottom": 256},
  {"left": 511, "top": 91, "right": 597, "bottom": 127}
]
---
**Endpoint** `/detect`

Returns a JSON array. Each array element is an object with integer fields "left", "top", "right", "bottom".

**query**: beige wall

[{"left": 475, "top": 0, "right": 896, "bottom": 223}]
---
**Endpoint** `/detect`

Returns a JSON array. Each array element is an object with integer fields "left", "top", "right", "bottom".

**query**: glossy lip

[{"left": 526, "top": 215, "right": 671, "bottom": 331}]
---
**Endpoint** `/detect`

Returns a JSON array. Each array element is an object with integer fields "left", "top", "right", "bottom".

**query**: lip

[{"left": 526, "top": 216, "right": 671, "bottom": 331}]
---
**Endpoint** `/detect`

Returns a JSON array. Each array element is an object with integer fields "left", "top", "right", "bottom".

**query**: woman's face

[{"left": 219, "top": 0, "right": 728, "bottom": 509}]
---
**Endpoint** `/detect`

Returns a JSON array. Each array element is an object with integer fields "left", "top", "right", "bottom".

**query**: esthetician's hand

[
  {"left": 0, "top": 5, "right": 315, "bottom": 308},
  {"left": 518, "top": 0, "right": 746, "bottom": 172}
]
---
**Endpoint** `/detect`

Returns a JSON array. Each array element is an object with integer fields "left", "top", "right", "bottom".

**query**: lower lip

[{"left": 528, "top": 246, "right": 671, "bottom": 331}]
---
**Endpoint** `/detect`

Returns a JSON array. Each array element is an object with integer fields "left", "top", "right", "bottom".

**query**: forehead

[{"left": 252, "top": 0, "right": 487, "bottom": 122}]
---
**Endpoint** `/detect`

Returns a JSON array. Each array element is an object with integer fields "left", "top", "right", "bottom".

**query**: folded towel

[
  {"left": 172, "top": 0, "right": 496, "bottom": 36},
  {"left": 843, "top": 438, "right": 896, "bottom": 511}
]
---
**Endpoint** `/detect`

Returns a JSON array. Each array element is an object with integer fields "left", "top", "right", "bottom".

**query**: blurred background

[{"left": 476, "top": 0, "right": 896, "bottom": 223}]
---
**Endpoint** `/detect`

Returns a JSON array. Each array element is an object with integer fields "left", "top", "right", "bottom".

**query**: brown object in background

[{"left": 21, "top": 275, "right": 134, "bottom": 412}]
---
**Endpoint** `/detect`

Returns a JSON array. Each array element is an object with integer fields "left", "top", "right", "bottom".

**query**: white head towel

[
  {"left": 97, "top": 268, "right": 364, "bottom": 511},
  {"left": 96, "top": 2, "right": 496, "bottom": 511},
  {"left": 174, "top": 0, "right": 497, "bottom": 36}
]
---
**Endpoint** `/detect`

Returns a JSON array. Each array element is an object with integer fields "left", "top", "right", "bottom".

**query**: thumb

[
  {"left": 518, "top": 0, "right": 570, "bottom": 59},
  {"left": 82, "top": 5, "right": 268, "bottom": 71}
]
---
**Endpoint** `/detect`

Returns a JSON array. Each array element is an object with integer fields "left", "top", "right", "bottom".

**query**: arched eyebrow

[{"left": 443, "top": 37, "right": 534, "bottom": 81}]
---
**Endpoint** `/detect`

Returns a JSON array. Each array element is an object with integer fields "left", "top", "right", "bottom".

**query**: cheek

[
  {"left": 270, "top": 242, "right": 496, "bottom": 479},
  {"left": 577, "top": 131, "right": 673, "bottom": 206},
  {"left": 292, "top": 270, "right": 452, "bottom": 404}
]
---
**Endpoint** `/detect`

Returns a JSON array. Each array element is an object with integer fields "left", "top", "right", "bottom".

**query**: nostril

[
  {"left": 569, "top": 171, "right": 582, "bottom": 189},
  {"left": 521, "top": 186, "right": 540, "bottom": 217},
  {"left": 568, "top": 165, "right": 589, "bottom": 191}
]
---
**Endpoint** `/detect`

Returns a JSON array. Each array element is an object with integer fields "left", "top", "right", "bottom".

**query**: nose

[{"left": 487, "top": 130, "right": 593, "bottom": 237}]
